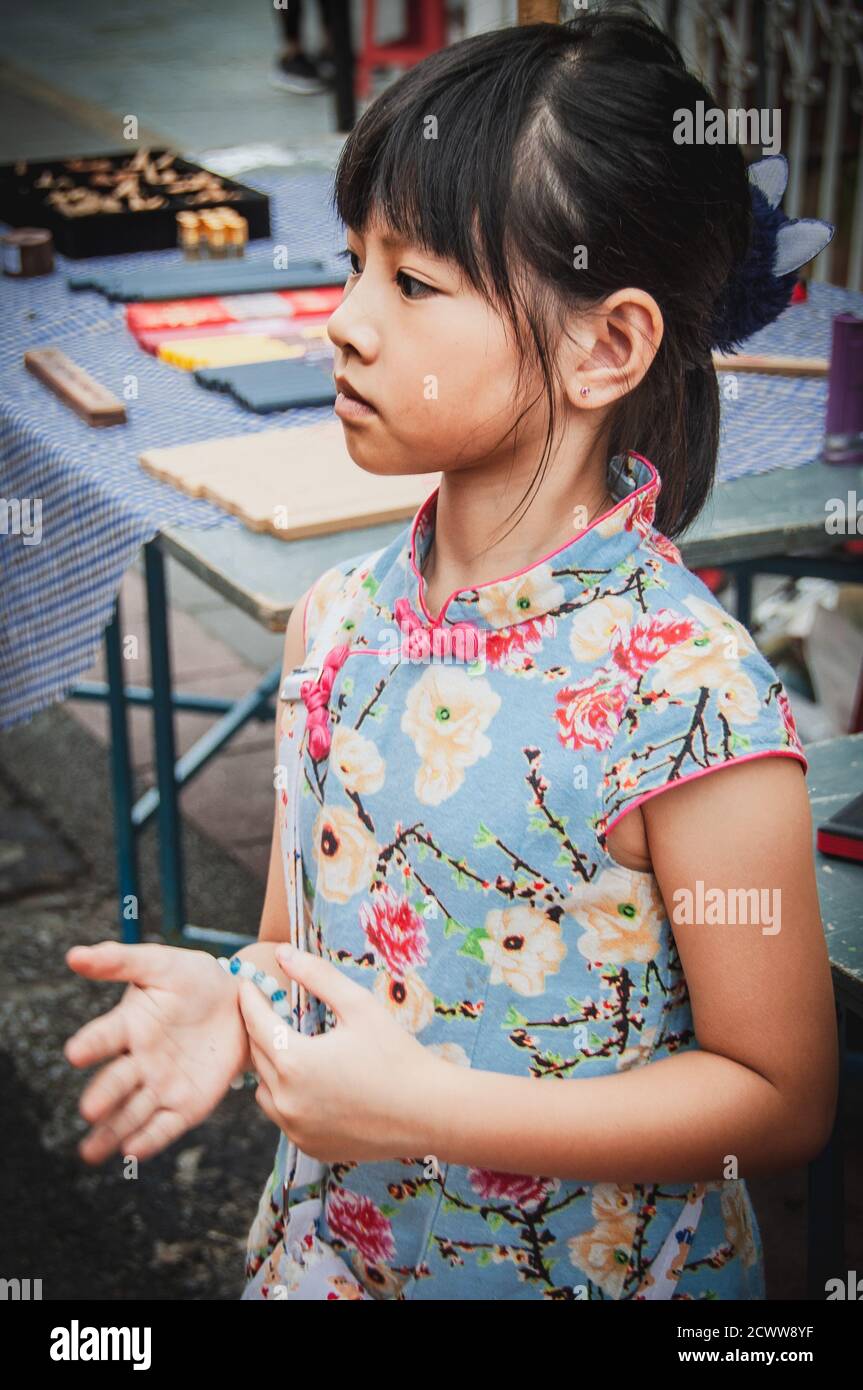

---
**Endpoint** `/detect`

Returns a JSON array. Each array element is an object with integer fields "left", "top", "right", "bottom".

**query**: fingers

[
  {"left": 78, "top": 1083, "right": 160, "bottom": 1166},
  {"left": 64, "top": 1002, "right": 129, "bottom": 1069},
  {"left": 78, "top": 1053, "right": 140, "bottom": 1124},
  {"left": 119, "top": 1108, "right": 188, "bottom": 1163},
  {"left": 274, "top": 944, "right": 363, "bottom": 1022},
  {"left": 65, "top": 941, "right": 171, "bottom": 988},
  {"left": 246, "top": 1028, "right": 278, "bottom": 1094},
  {"left": 254, "top": 1077, "right": 280, "bottom": 1130},
  {"left": 237, "top": 977, "right": 284, "bottom": 1053}
]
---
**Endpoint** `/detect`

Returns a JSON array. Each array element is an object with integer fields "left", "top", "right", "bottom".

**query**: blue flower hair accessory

[{"left": 709, "top": 153, "right": 835, "bottom": 355}]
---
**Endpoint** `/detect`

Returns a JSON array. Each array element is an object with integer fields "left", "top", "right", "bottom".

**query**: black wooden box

[{"left": 0, "top": 149, "right": 271, "bottom": 259}]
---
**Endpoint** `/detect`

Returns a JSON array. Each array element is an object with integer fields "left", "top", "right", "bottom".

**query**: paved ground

[
  {"left": 0, "top": 0, "right": 391, "bottom": 162},
  {"left": 1, "top": 0, "right": 861, "bottom": 1303},
  {"left": 0, "top": 709, "right": 281, "bottom": 1300}
]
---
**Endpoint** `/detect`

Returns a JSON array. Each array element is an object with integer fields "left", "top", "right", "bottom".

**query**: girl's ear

[{"left": 559, "top": 290, "right": 663, "bottom": 410}]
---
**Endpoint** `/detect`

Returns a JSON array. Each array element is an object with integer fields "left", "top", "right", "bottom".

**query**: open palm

[{"left": 64, "top": 940, "right": 249, "bottom": 1164}]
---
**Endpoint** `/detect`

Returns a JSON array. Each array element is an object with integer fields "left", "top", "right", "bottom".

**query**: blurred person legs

[
  {"left": 271, "top": 0, "right": 334, "bottom": 94},
  {"left": 319, "top": 1, "right": 356, "bottom": 131}
]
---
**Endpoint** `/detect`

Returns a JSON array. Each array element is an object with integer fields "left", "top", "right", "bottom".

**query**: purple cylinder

[{"left": 825, "top": 312, "right": 863, "bottom": 465}]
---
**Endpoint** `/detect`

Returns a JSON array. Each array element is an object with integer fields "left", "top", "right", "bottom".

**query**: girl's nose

[{"left": 327, "top": 289, "right": 379, "bottom": 360}]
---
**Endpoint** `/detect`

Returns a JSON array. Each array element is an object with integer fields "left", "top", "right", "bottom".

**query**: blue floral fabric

[{"left": 242, "top": 450, "right": 807, "bottom": 1301}]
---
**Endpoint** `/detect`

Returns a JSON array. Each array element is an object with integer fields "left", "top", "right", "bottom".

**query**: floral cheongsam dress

[{"left": 241, "top": 449, "right": 808, "bottom": 1301}]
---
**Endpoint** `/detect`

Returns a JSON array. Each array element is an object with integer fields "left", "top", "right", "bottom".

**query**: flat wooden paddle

[{"left": 712, "top": 352, "right": 829, "bottom": 377}]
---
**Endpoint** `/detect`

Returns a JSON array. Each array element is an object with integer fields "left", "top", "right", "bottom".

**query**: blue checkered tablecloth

[{"left": 1, "top": 165, "right": 861, "bottom": 731}]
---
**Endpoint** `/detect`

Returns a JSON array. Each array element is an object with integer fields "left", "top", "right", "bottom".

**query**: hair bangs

[{"left": 329, "top": 39, "right": 551, "bottom": 309}]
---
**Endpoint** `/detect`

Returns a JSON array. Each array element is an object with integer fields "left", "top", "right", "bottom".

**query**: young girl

[{"left": 64, "top": 8, "right": 838, "bottom": 1301}]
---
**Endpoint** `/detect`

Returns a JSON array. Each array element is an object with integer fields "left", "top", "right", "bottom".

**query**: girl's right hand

[{"left": 63, "top": 940, "right": 251, "bottom": 1165}]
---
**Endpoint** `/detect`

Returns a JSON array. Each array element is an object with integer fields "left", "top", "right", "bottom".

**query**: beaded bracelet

[
  {"left": 217, "top": 954, "right": 294, "bottom": 1018},
  {"left": 217, "top": 952, "right": 293, "bottom": 1090}
]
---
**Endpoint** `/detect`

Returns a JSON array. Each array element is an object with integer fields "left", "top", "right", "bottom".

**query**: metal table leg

[
  {"left": 144, "top": 541, "right": 185, "bottom": 941},
  {"left": 79, "top": 543, "right": 282, "bottom": 948},
  {"left": 104, "top": 593, "right": 141, "bottom": 943}
]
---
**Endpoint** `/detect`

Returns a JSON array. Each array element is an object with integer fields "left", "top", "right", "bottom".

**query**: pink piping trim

[
  {"left": 407, "top": 451, "right": 663, "bottom": 627},
  {"left": 604, "top": 747, "right": 809, "bottom": 838}
]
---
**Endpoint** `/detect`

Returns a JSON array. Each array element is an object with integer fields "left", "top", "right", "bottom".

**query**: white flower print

[
  {"left": 480, "top": 905, "right": 567, "bottom": 996},
  {"left": 329, "top": 724, "right": 386, "bottom": 794},
  {"left": 475, "top": 564, "right": 566, "bottom": 628},
  {"left": 401, "top": 665, "right": 501, "bottom": 805},
  {"left": 569, "top": 595, "right": 635, "bottom": 663}
]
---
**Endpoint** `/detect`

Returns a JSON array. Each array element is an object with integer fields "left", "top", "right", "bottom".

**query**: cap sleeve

[{"left": 598, "top": 592, "right": 808, "bottom": 842}]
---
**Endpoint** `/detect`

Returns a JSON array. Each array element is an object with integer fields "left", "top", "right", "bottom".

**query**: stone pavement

[{"left": 0, "top": 0, "right": 405, "bottom": 165}]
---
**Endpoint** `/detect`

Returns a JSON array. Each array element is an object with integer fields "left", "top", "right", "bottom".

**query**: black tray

[{"left": 0, "top": 150, "right": 271, "bottom": 259}]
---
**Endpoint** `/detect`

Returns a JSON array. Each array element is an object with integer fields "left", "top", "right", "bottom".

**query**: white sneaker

[{"left": 270, "top": 55, "right": 328, "bottom": 95}]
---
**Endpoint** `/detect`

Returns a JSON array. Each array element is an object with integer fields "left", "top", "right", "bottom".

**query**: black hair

[{"left": 330, "top": 2, "right": 752, "bottom": 541}]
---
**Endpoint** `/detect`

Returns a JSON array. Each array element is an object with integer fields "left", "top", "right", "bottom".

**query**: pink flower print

[
  {"left": 300, "top": 643, "right": 351, "bottom": 760},
  {"left": 468, "top": 1168, "right": 560, "bottom": 1210},
  {"left": 485, "top": 616, "right": 552, "bottom": 670},
  {"left": 359, "top": 884, "right": 430, "bottom": 977},
  {"left": 777, "top": 688, "right": 803, "bottom": 751},
  {"left": 610, "top": 611, "right": 696, "bottom": 680},
  {"left": 646, "top": 530, "right": 683, "bottom": 564},
  {"left": 555, "top": 668, "right": 632, "bottom": 751},
  {"left": 326, "top": 1187, "right": 397, "bottom": 1264},
  {"left": 394, "top": 596, "right": 480, "bottom": 663},
  {"left": 626, "top": 488, "right": 657, "bottom": 536}
]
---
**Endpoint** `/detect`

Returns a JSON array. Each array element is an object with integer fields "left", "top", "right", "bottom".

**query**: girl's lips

[{"left": 334, "top": 390, "right": 378, "bottom": 420}]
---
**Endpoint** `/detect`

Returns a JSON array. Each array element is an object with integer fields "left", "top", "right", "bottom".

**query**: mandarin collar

[{"left": 398, "top": 451, "right": 664, "bottom": 637}]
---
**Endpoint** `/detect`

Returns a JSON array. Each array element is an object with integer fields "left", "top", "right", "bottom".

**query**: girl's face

[{"left": 326, "top": 214, "right": 549, "bottom": 480}]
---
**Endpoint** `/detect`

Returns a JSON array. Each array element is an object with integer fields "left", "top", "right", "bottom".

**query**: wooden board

[
  {"left": 24, "top": 347, "right": 127, "bottom": 427},
  {"left": 139, "top": 421, "right": 440, "bottom": 539},
  {"left": 712, "top": 351, "right": 829, "bottom": 377}
]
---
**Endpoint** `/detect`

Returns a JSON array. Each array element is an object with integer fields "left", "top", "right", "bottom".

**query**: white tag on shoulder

[{"left": 279, "top": 665, "right": 318, "bottom": 702}]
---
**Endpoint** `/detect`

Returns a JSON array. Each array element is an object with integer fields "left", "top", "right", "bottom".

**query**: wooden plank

[
  {"left": 712, "top": 352, "right": 829, "bottom": 377},
  {"left": 678, "top": 457, "right": 863, "bottom": 567},
  {"left": 158, "top": 517, "right": 406, "bottom": 630},
  {"left": 24, "top": 347, "right": 127, "bottom": 426},
  {"left": 140, "top": 421, "right": 439, "bottom": 539},
  {"left": 159, "top": 456, "right": 863, "bottom": 627}
]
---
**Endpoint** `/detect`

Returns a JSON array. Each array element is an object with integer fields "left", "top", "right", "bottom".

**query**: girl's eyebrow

[
  {"left": 375, "top": 232, "right": 407, "bottom": 250},
  {"left": 348, "top": 226, "right": 404, "bottom": 250}
]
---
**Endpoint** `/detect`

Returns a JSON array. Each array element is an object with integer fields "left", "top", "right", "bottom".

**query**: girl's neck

[{"left": 419, "top": 447, "right": 614, "bottom": 614}]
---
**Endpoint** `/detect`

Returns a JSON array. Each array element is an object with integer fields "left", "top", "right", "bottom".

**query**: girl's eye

[
  {"left": 337, "top": 246, "right": 362, "bottom": 277},
  {"left": 336, "top": 246, "right": 435, "bottom": 301}
]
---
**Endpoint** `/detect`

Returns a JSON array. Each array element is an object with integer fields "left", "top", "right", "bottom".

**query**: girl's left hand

[{"left": 237, "top": 944, "right": 444, "bottom": 1164}]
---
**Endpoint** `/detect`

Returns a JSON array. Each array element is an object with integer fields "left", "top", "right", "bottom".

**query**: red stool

[{"left": 357, "top": 0, "right": 449, "bottom": 100}]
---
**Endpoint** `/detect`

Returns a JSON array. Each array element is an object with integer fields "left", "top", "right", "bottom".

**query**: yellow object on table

[{"left": 157, "top": 335, "right": 301, "bottom": 371}]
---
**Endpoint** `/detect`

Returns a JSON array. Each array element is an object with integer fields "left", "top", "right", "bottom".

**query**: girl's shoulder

[
  {"left": 595, "top": 552, "right": 809, "bottom": 843},
  {"left": 301, "top": 536, "right": 398, "bottom": 662},
  {"left": 636, "top": 549, "right": 787, "bottom": 703}
]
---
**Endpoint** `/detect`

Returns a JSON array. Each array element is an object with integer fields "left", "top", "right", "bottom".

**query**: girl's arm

[{"left": 417, "top": 756, "right": 839, "bottom": 1182}]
